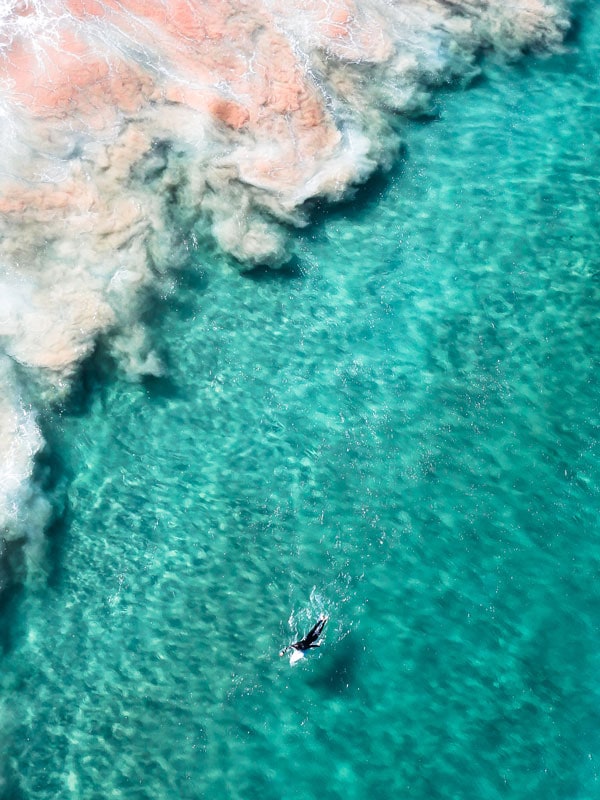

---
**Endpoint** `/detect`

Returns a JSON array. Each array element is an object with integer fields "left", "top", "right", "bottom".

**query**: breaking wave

[{"left": 0, "top": 0, "right": 570, "bottom": 589}]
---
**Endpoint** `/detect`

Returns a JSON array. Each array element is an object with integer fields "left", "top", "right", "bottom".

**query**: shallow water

[{"left": 2, "top": 6, "right": 600, "bottom": 799}]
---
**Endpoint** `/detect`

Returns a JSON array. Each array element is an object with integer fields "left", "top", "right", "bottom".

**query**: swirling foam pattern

[
  {"left": 2, "top": 2, "right": 600, "bottom": 797},
  {"left": 0, "top": 0, "right": 568, "bottom": 581}
]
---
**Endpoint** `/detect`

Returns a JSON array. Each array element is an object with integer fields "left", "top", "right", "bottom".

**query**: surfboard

[{"left": 289, "top": 648, "right": 305, "bottom": 665}]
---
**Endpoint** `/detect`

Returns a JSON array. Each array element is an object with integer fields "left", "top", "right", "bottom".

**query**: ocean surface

[{"left": 2, "top": 2, "right": 600, "bottom": 799}]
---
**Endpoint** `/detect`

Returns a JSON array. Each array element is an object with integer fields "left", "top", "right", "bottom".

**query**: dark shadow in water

[
  {"left": 306, "top": 162, "right": 399, "bottom": 229},
  {"left": 29, "top": 426, "right": 72, "bottom": 594},
  {"left": 244, "top": 256, "right": 305, "bottom": 283},
  {"left": 41, "top": 510, "right": 71, "bottom": 592},
  {"left": 561, "top": 4, "right": 583, "bottom": 46},
  {"left": 307, "top": 631, "right": 363, "bottom": 695},
  {"left": 141, "top": 372, "right": 182, "bottom": 401},
  {"left": 54, "top": 339, "right": 114, "bottom": 419},
  {"left": 462, "top": 67, "right": 488, "bottom": 91},
  {"left": 0, "top": 581, "right": 24, "bottom": 657},
  {"left": 0, "top": 778, "right": 28, "bottom": 800},
  {"left": 161, "top": 266, "right": 210, "bottom": 321}
]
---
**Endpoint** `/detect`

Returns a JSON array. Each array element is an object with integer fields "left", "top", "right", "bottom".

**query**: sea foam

[
  {"left": 0, "top": 355, "right": 51, "bottom": 591},
  {"left": 0, "top": 0, "right": 570, "bottom": 586}
]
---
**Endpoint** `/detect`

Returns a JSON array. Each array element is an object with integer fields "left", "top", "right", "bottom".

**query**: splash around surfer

[{"left": 279, "top": 613, "right": 328, "bottom": 664}]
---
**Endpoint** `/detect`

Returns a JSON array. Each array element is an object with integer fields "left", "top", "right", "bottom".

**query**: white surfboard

[{"left": 289, "top": 648, "right": 305, "bottom": 665}]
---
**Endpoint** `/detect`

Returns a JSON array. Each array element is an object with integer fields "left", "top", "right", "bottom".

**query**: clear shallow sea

[{"left": 2, "top": 6, "right": 600, "bottom": 799}]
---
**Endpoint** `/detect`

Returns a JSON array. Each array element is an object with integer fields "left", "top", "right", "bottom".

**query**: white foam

[
  {"left": 0, "top": 0, "right": 570, "bottom": 584},
  {"left": 0, "top": 355, "right": 51, "bottom": 590}
]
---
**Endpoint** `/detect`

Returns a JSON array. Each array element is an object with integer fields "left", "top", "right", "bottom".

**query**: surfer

[{"left": 279, "top": 613, "right": 328, "bottom": 659}]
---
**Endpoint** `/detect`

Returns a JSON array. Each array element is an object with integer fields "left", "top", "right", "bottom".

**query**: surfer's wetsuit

[{"left": 280, "top": 614, "right": 328, "bottom": 656}]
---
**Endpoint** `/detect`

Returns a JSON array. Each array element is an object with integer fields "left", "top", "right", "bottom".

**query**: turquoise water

[{"left": 3, "top": 7, "right": 600, "bottom": 799}]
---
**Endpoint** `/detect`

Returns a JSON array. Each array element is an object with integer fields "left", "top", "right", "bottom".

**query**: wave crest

[{"left": 0, "top": 0, "right": 570, "bottom": 581}]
